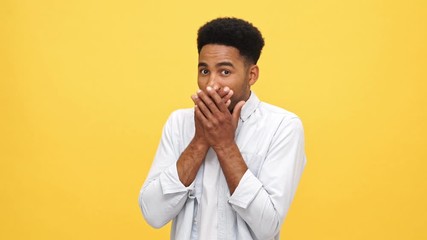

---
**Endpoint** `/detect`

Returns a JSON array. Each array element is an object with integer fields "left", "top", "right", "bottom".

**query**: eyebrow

[
  {"left": 198, "top": 61, "right": 235, "bottom": 68},
  {"left": 198, "top": 62, "right": 208, "bottom": 68}
]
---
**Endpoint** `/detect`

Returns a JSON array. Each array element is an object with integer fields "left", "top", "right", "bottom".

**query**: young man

[{"left": 139, "top": 17, "right": 306, "bottom": 240}]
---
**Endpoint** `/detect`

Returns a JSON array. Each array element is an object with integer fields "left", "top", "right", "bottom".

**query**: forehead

[{"left": 198, "top": 44, "right": 245, "bottom": 65}]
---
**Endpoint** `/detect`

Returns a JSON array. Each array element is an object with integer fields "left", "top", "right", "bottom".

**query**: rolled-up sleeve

[
  {"left": 139, "top": 112, "right": 194, "bottom": 228},
  {"left": 228, "top": 117, "right": 306, "bottom": 239}
]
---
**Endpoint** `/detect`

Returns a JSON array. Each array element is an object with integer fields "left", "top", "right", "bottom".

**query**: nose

[{"left": 207, "top": 74, "right": 220, "bottom": 90}]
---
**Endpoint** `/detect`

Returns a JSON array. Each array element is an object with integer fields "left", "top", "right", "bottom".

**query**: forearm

[
  {"left": 176, "top": 138, "right": 209, "bottom": 186},
  {"left": 140, "top": 127, "right": 208, "bottom": 227},
  {"left": 228, "top": 170, "right": 283, "bottom": 239},
  {"left": 139, "top": 141, "right": 207, "bottom": 227},
  {"left": 228, "top": 118, "right": 307, "bottom": 239},
  {"left": 214, "top": 142, "right": 247, "bottom": 194},
  {"left": 139, "top": 169, "right": 189, "bottom": 228}
]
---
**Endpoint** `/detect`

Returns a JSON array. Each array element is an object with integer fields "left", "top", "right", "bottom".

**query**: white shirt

[
  {"left": 200, "top": 148, "right": 220, "bottom": 239},
  {"left": 139, "top": 92, "right": 307, "bottom": 240}
]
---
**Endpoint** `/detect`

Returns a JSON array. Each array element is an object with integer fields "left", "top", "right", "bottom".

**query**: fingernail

[
  {"left": 207, "top": 86, "right": 212, "bottom": 91},
  {"left": 197, "top": 89, "right": 202, "bottom": 94},
  {"left": 224, "top": 86, "right": 229, "bottom": 92}
]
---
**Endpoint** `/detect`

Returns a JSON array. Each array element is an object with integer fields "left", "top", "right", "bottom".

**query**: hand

[
  {"left": 191, "top": 86, "right": 245, "bottom": 150},
  {"left": 191, "top": 87, "right": 233, "bottom": 147}
]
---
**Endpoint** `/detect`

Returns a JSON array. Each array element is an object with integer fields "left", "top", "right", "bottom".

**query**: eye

[
  {"left": 221, "top": 70, "right": 231, "bottom": 75},
  {"left": 200, "top": 69, "right": 209, "bottom": 75}
]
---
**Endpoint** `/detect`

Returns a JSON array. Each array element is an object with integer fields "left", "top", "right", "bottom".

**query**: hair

[{"left": 197, "top": 17, "right": 265, "bottom": 65}]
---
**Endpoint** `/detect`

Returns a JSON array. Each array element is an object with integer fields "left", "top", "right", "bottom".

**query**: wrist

[
  {"left": 191, "top": 137, "right": 210, "bottom": 152},
  {"left": 212, "top": 141, "right": 238, "bottom": 156}
]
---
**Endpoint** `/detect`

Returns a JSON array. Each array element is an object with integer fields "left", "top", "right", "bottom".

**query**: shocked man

[{"left": 139, "top": 17, "right": 307, "bottom": 240}]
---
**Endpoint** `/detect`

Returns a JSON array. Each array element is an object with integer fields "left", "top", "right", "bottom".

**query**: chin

[{"left": 228, "top": 104, "right": 235, "bottom": 113}]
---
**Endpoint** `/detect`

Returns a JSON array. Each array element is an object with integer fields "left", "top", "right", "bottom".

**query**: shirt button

[{"left": 188, "top": 191, "right": 195, "bottom": 199}]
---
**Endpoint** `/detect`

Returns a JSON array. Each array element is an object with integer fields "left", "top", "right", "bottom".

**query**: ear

[{"left": 248, "top": 65, "right": 259, "bottom": 86}]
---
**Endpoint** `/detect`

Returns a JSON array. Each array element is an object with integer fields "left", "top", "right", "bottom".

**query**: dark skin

[{"left": 177, "top": 44, "right": 259, "bottom": 194}]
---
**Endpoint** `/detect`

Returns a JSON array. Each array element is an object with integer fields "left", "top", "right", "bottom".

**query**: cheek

[
  {"left": 231, "top": 79, "right": 246, "bottom": 93},
  {"left": 230, "top": 80, "right": 249, "bottom": 101},
  {"left": 197, "top": 79, "right": 205, "bottom": 89}
]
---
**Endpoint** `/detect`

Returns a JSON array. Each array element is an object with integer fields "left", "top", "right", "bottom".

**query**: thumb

[{"left": 232, "top": 100, "right": 246, "bottom": 126}]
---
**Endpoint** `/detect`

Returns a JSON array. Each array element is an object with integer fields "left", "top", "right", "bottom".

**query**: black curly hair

[{"left": 197, "top": 17, "right": 265, "bottom": 65}]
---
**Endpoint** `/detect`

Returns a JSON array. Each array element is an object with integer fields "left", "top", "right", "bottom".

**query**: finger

[
  {"left": 214, "top": 87, "right": 233, "bottom": 111},
  {"left": 222, "top": 88, "right": 233, "bottom": 104},
  {"left": 192, "top": 92, "right": 213, "bottom": 119},
  {"left": 198, "top": 88, "right": 221, "bottom": 115},
  {"left": 232, "top": 100, "right": 246, "bottom": 126},
  {"left": 206, "top": 86, "right": 229, "bottom": 113},
  {"left": 217, "top": 86, "right": 229, "bottom": 98},
  {"left": 194, "top": 105, "right": 207, "bottom": 122},
  {"left": 191, "top": 94, "right": 198, "bottom": 104}
]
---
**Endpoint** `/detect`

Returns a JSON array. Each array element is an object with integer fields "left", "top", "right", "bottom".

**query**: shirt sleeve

[
  {"left": 138, "top": 111, "right": 194, "bottom": 228},
  {"left": 228, "top": 116, "right": 307, "bottom": 239}
]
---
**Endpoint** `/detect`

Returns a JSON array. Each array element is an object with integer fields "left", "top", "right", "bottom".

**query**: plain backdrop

[{"left": 1, "top": 0, "right": 426, "bottom": 239}]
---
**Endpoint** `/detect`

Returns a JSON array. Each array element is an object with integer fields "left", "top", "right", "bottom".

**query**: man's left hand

[{"left": 192, "top": 86, "right": 245, "bottom": 151}]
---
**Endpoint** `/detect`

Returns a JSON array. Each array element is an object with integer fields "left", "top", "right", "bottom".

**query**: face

[{"left": 198, "top": 44, "right": 259, "bottom": 111}]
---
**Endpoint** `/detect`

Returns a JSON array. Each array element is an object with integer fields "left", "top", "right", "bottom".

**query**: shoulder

[
  {"left": 257, "top": 102, "right": 305, "bottom": 149},
  {"left": 163, "top": 108, "right": 194, "bottom": 130},
  {"left": 256, "top": 101, "right": 305, "bottom": 141},
  {"left": 258, "top": 101, "right": 302, "bottom": 124},
  {"left": 168, "top": 108, "right": 194, "bottom": 122},
  {"left": 169, "top": 108, "right": 194, "bottom": 120}
]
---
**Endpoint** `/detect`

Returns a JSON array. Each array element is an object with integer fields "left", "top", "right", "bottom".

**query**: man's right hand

[
  {"left": 176, "top": 87, "right": 233, "bottom": 187},
  {"left": 191, "top": 87, "right": 233, "bottom": 146}
]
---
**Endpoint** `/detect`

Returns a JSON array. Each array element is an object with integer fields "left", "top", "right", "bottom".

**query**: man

[{"left": 139, "top": 17, "right": 306, "bottom": 240}]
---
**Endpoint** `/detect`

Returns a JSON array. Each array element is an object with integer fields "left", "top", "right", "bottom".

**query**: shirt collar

[{"left": 239, "top": 91, "right": 261, "bottom": 122}]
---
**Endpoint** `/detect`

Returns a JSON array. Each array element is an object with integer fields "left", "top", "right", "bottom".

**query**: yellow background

[{"left": 1, "top": 0, "right": 426, "bottom": 239}]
